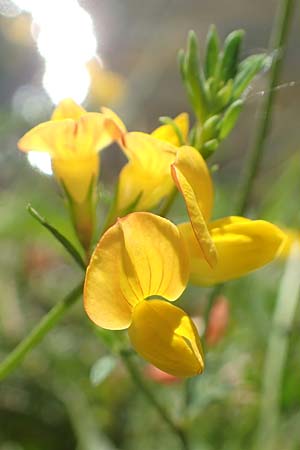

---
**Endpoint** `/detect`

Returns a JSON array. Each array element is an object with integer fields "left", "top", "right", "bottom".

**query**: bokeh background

[{"left": 0, "top": 1, "right": 300, "bottom": 449}]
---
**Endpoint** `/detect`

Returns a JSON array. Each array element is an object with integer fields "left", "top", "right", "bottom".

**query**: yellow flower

[
  {"left": 106, "top": 113, "right": 217, "bottom": 268},
  {"left": 84, "top": 212, "right": 204, "bottom": 377},
  {"left": 18, "top": 98, "right": 121, "bottom": 253}
]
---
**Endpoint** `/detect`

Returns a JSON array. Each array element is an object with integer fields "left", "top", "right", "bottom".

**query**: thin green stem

[
  {"left": 120, "top": 350, "right": 190, "bottom": 450},
  {"left": 235, "top": 0, "right": 295, "bottom": 215},
  {"left": 0, "top": 281, "right": 83, "bottom": 382}
]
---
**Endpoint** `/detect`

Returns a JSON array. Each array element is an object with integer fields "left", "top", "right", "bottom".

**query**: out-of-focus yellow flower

[
  {"left": 18, "top": 98, "right": 121, "bottom": 253},
  {"left": 87, "top": 58, "right": 126, "bottom": 106},
  {"left": 179, "top": 216, "right": 286, "bottom": 285},
  {"left": 84, "top": 212, "right": 204, "bottom": 377}
]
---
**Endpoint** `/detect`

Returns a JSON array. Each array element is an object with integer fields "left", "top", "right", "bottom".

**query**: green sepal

[
  {"left": 202, "top": 115, "right": 220, "bottom": 142},
  {"left": 219, "top": 29, "right": 245, "bottom": 82},
  {"left": 27, "top": 204, "right": 86, "bottom": 270},
  {"left": 204, "top": 25, "right": 220, "bottom": 79},
  {"left": 232, "top": 53, "right": 270, "bottom": 99},
  {"left": 219, "top": 99, "right": 244, "bottom": 140},
  {"left": 159, "top": 116, "right": 185, "bottom": 145}
]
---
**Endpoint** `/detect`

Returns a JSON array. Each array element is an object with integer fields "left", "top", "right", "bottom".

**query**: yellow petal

[
  {"left": 52, "top": 153, "right": 99, "bottom": 204},
  {"left": 117, "top": 132, "right": 177, "bottom": 212},
  {"left": 18, "top": 113, "right": 119, "bottom": 159},
  {"left": 118, "top": 212, "right": 190, "bottom": 300},
  {"left": 84, "top": 218, "right": 139, "bottom": 330},
  {"left": 51, "top": 98, "right": 86, "bottom": 120},
  {"left": 171, "top": 146, "right": 217, "bottom": 267},
  {"left": 84, "top": 212, "right": 190, "bottom": 330},
  {"left": 18, "top": 119, "right": 75, "bottom": 156},
  {"left": 151, "top": 113, "right": 189, "bottom": 146},
  {"left": 128, "top": 299, "right": 204, "bottom": 377},
  {"left": 101, "top": 106, "right": 127, "bottom": 133},
  {"left": 179, "top": 216, "right": 287, "bottom": 286}
]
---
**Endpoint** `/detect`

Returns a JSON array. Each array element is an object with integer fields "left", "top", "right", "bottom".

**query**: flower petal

[
  {"left": 18, "top": 120, "right": 75, "bottom": 156},
  {"left": 179, "top": 216, "right": 287, "bottom": 285},
  {"left": 52, "top": 153, "right": 99, "bottom": 204},
  {"left": 117, "top": 132, "right": 177, "bottom": 212},
  {"left": 18, "top": 113, "right": 120, "bottom": 159},
  {"left": 151, "top": 113, "right": 189, "bottom": 146},
  {"left": 84, "top": 212, "right": 190, "bottom": 330},
  {"left": 84, "top": 219, "right": 139, "bottom": 330},
  {"left": 118, "top": 212, "right": 190, "bottom": 300},
  {"left": 128, "top": 299, "right": 204, "bottom": 377},
  {"left": 171, "top": 146, "right": 217, "bottom": 267},
  {"left": 101, "top": 107, "right": 127, "bottom": 133},
  {"left": 51, "top": 98, "right": 86, "bottom": 120}
]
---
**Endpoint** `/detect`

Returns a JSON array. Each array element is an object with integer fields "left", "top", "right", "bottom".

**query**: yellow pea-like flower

[
  {"left": 113, "top": 114, "right": 217, "bottom": 268},
  {"left": 18, "top": 98, "right": 122, "bottom": 253},
  {"left": 179, "top": 216, "right": 287, "bottom": 285},
  {"left": 84, "top": 212, "right": 204, "bottom": 377}
]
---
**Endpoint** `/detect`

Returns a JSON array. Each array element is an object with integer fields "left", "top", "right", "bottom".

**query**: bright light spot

[
  {"left": 27, "top": 152, "right": 52, "bottom": 176},
  {"left": 43, "top": 63, "right": 91, "bottom": 105},
  {"left": 0, "top": 0, "right": 21, "bottom": 17},
  {"left": 11, "top": 0, "right": 98, "bottom": 104}
]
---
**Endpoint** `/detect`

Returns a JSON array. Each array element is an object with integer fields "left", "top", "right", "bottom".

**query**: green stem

[
  {"left": 0, "top": 281, "right": 83, "bottom": 382},
  {"left": 254, "top": 245, "right": 300, "bottom": 450},
  {"left": 235, "top": 0, "right": 295, "bottom": 215},
  {"left": 120, "top": 350, "right": 189, "bottom": 450}
]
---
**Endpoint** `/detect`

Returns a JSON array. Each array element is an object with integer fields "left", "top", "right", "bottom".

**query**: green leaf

[
  {"left": 219, "top": 29, "right": 245, "bottom": 82},
  {"left": 219, "top": 99, "right": 243, "bottom": 140},
  {"left": 232, "top": 53, "right": 270, "bottom": 99},
  {"left": 185, "top": 30, "right": 209, "bottom": 122},
  {"left": 204, "top": 25, "right": 220, "bottom": 79},
  {"left": 27, "top": 204, "right": 86, "bottom": 270},
  {"left": 90, "top": 355, "right": 117, "bottom": 386}
]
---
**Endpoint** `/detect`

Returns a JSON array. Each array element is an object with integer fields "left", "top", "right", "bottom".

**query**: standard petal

[
  {"left": 171, "top": 146, "right": 217, "bottom": 267},
  {"left": 84, "top": 220, "right": 140, "bottom": 330},
  {"left": 116, "top": 132, "right": 177, "bottom": 212},
  {"left": 128, "top": 299, "right": 204, "bottom": 377},
  {"left": 18, "top": 113, "right": 120, "bottom": 159},
  {"left": 51, "top": 98, "right": 86, "bottom": 120},
  {"left": 179, "top": 216, "right": 287, "bottom": 286},
  {"left": 151, "top": 113, "right": 189, "bottom": 146},
  {"left": 18, "top": 120, "right": 75, "bottom": 157},
  {"left": 118, "top": 212, "right": 190, "bottom": 300}
]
